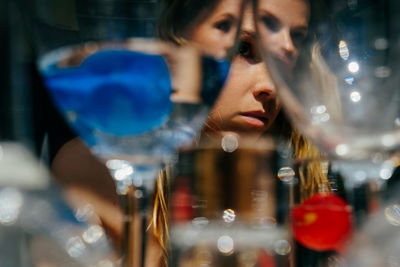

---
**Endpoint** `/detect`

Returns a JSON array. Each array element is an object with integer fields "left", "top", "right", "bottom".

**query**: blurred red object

[
  {"left": 171, "top": 177, "right": 195, "bottom": 223},
  {"left": 291, "top": 193, "right": 353, "bottom": 252},
  {"left": 257, "top": 250, "right": 276, "bottom": 267}
]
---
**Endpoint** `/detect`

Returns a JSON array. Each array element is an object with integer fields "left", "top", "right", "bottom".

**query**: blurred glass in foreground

[
  {"left": 254, "top": 0, "right": 400, "bottom": 187},
  {"left": 0, "top": 0, "right": 117, "bottom": 265}
]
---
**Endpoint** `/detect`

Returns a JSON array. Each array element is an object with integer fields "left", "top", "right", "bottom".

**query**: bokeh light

[
  {"left": 222, "top": 209, "right": 236, "bottom": 223},
  {"left": 338, "top": 40, "right": 349, "bottom": 61},
  {"left": 273, "top": 239, "right": 291, "bottom": 255},
  {"left": 385, "top": 204, "right": 400, "bottom": 226},
  {"left": 350, "top": 91, "right": 361, "bottom": 102},
  {"left": 374, "top": 37, "right": 388, "bottom": 50},
  {"left": 277, "top": 167, "right": 295, "bottom": 183},
  {"left": 374, "top": 66, "right": 391, "bottom": 78},
  {"left": 66, "top": 236, "right": 86, "bottom": 258},
  {"left": 0, "top": 187, "right": 23, "bottom": 225},
  {"left": 217, "top": 235, "right": 234, "bottom": 255},
  {"left": 82, "top": 225, "right": 105, "bottom": 244},
  {"left": 221, "top": 133, "right": 239, "bottom": 152},
  {"left": 335, "top": 144, "right": 349, "bottom": 157},
  {"left": 348, "top": 61, "right": 360, "bottom": 73}
]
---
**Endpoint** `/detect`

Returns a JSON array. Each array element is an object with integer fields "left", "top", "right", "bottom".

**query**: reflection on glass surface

[
  {"left": 221, "top": 133, "right": 239, "bottom": 153},
  {"left": 338, "top": 40, "right": 350, "bottom": 61},
  {"left": 384, "top": 204, "right": 400, "bottom": 226},
  {"left": 0, "top": 187, "right": 23, "bottom": 225},
  {"left": 277, "top": 166, "right": 296, "bottom": 183},
  {"left": 66, "top": 236, "right": 87, "bottom": 258},
  {"left": 82, "top": 225, "right": 106, "bottom": 244},
  {"left": 273, "top": 239, "right": 291, "bottom": 256},
  {"left": 217, "top": 235, "right": 235, "bottom": 255},
  {"left": 347, "top": 61, "right": 359, "bottom": 73},
  {"left": 349, "top": 91, "right": 361, "bottom": 103},
  {"left": 255, "top": 0, "right": 400, "bottom": 161},
  {"left": 222, "top": 209, "right": 236, "bottom": 223}
]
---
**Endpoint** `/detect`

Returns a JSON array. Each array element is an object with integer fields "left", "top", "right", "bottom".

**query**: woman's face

[
  {"left": 188, "top": 0, "right": 242, "bottom": 57},
  {"left": 190, "top": 0, "right": 309, "bottom": 139},
  {"left": 257, "top": 0, "right": 310, "bottom": 68}
]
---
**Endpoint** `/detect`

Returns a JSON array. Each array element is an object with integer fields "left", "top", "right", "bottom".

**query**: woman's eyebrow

[
  {"left": 257, "top": 10, "right": 281, "bottom": 27},
  {"left": 292, "top": 26, "right": 308, "bottom": 34},
  {"left": 214, "top": 13, "right": 238, "bottom": 22}
]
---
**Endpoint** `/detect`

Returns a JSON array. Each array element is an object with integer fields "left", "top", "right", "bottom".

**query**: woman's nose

[
  {"left": 279, "top": 29, "right": 296, "bottom": 61},
  {"left": 283, "top": 31, "right": 295, "bottom": 52},
  {"left": 252, "top": 64, "right": 277, "bottom": 101}
]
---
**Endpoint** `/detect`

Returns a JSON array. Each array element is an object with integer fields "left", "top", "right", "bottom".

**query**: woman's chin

[{"left": 200, "top": 119, "right": 272, "bottom": 146}]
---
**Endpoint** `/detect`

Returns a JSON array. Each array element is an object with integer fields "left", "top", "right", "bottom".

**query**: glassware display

[
  {"left": 254, "top": 0, "right": 400, "bottom": 187},
  {"left": 169, "top": 143, "right": 299, "bottom": 266},
  {"left": 254, "top": 0, "right": 400, "bottom": 263},
  {"left": 8, "top": 0, "right": 400, "bottom": 265},
  {"left": 31, "top": 0, "right": 242, "bottom": 266},
  {"left": 38, "top": 40, "right": 229, "bottom": 266},
  {"left": 38, "top": 41, "right": 228, "bottom": 166}
]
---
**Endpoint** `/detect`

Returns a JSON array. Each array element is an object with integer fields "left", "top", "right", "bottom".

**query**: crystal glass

[
  {"left": 343, "top": 179, "right": 400, "bottom": 267},
  {"left": 254, "top": 0, "right": 400, "bottom": 262},
  {"left": 31, "top": 1, "right": 240, "bottom": 266},
  {"left": 254, "top": 0, "right": 400, "bottom": 187},
  {"left": 38, "top": 40, "right": 229, "bottom": 266},
  {"left": 0, "top": 142, "right": 117, "bottom": 266}
]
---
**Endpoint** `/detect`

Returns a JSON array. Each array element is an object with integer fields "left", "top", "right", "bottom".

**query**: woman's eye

[
  {"left": 215, "top": 20, "right": 232, "bottom": 33},
  {"left": 262, "top": 15, "right": 279, "bottom": 32},
  {"left": 291, "top": 31, "right": 307, "bottom": 47},
  {"left": 238, "top": 41, "right": 252, "bottom": 58}
]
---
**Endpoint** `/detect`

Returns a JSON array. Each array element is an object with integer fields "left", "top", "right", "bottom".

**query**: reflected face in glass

[
  {"left": 257, "top": 0, "right": 309, "bottom": 68},
  {"left": 187, "top": 0, "right": 241, "bottom": 57},
  {"left": 190, "top": 2, "right": 282, "bottom": 138}
]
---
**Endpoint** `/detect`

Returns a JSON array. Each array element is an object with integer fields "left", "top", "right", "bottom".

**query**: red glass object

[{"left": 291, "top": 193, "right": 353, "bottom": 252}]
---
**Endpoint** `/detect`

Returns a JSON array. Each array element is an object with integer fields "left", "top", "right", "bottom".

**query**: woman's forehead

[
  {"left": 258, "top": 0, "right": 310, "bottom": 27},
  {"left": 210, "top": 0, "right": 243, "bottom": 18}
]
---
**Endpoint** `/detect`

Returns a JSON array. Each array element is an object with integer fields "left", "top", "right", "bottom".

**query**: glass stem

[
  {"left": 112, "top": 163, "right": 160, "bottom": 267},
  {"left": 121, "top": 185, "right": 149, "bottom": 267},
  {"left": 114, "top": 165, "right": 160, "bottom": 267}
]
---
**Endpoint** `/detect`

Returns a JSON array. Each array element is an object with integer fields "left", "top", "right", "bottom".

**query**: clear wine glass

[
  {"left": 252, "top": 0, "right": 400, "bottom": 259},
  {"left": 30, "top": 1, "right": 240, "bottom": 266},
  {"left": 254, "top": 0, "right": 400, "bottom": 189},
  {"left": 342, "top": 181, "right": 400, "bottom": 267}
]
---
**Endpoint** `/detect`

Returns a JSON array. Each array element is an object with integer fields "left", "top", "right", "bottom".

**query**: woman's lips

[{"left": 239, "top": 112, "right": 269, "bottom": 127}]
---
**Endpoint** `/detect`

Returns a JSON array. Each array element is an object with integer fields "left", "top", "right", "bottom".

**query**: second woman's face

[{"left": 190, "top": 0, "right": 309, "bottom": 139}]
